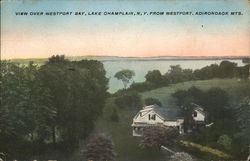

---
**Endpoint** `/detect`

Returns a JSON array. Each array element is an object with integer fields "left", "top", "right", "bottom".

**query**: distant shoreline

[{"left": 3, "top": 55, "right": 248, "bottom": 63}]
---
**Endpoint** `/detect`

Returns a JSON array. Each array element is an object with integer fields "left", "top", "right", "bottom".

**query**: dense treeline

[
  {"left": 0, "top": 55, "right": 108, "bottom": 160},
  {"left": 125, "top": 61, "right": 249, "bottom": 92},
  {"left": 172, "top": 87, "right": 250, "bottom": 159}
]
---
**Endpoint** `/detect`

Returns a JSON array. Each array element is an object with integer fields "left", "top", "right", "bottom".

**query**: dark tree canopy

[
  {"left": 145, "top": 70, "right": 163, "bottom": 86},
  {"left": 39, "top": 55, "right": 108, "bottom": 147},
  {"left": 0, "top": 55, "right": 109, "bottom": 158}
]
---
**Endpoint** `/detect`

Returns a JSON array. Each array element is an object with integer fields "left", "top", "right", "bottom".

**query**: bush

[
  {"left": 140, "top": 126, "right": 179, "bottom": 149},
  {"left": 84, "top": 133, "right": 116, "bottom": 161},
  {"left": 217, "top": 134, "right": 232, "bottom": 151}
]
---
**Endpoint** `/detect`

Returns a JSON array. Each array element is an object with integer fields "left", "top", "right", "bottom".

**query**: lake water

[{"left": 103, "top": 59, "right": 244, "bottom": 92}]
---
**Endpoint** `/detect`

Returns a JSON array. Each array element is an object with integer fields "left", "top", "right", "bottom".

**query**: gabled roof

[
  {"left": 191, "top": 103, "right": 206, "bottom": 115},
  {"left": 138, "top": 104, "right": 181, "bottom": 121},
  {"left": 153, "top": 107, "right": 181, "bottom": 121}
]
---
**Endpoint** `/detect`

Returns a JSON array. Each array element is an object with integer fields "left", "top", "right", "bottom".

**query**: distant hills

[{"left": 5, "top": 55, "right": 248, "bottom": 64}]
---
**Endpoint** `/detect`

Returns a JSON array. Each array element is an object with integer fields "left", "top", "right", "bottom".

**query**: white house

[
  {"left": 131, "top": 104, "right": 184, "bottom": 136},
  {"left": 191, "top": 103, "right": 206, "bottom": 123},
  {"left": 131, "top": 104, "right": 207, "bottom": 137}
]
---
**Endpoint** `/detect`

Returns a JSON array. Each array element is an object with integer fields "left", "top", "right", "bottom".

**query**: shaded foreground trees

[
  {"left": 39, "top": 55, "right": 108, "bottom": 148},
  {"left": 0, "top": 55, "right": 109, "bottom": 159}
]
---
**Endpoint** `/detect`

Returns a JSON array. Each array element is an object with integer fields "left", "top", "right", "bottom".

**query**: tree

[
  {"left": 84, "top": 133, "right": 116, "bottom": 161},
  {"left": 167, "top": 65, "right": 185, "bottom": 83},
  {"left": 203, "top": 87, "right": 230, "bottom": 121},
  {"left": 38, "top": 55, "right": 109, "bottom": 149},
  {"left": 217, "top": 134, "right": 232, "bottom": 150},
  {"left": 114, "top": 91, "right": 142, "bottom": 109},
  {"left": 169, "top": 152, "right": 194, "bottom": 161},
  {"left": 218, "top": 61, "right": 237, "bottom": 78},
  {"left": 0, "top": 61, "right": 56, "bottom": 158},
  {"left": 144, "top": 97, "right": 162, "bottom": 107},
  {"left": 145, "top": 70, "right": 163, "bottom": 86},
  {"left": 234, "top": 96, "right": 250, "bottom": 156},
  {"left": 114, "top": 69, "right": 135, "bottom": 89},
  {"left": 193, "top": 64, "right": 219, "bottom": 80},
  {"left": 140, "top": 126, "right": 179, "bottom": 148},
  {"left": 236, "top": 96, "right": 250, "bottom": 130}
]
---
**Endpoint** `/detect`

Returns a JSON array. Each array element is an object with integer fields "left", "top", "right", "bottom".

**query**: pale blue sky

[{"left": 1, "top": 0, "right": 249, "bottom": 58}]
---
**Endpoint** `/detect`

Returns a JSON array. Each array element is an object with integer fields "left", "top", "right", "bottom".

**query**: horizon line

[{"left": 2, "top": 55, "right": 249, "bottom": 60}]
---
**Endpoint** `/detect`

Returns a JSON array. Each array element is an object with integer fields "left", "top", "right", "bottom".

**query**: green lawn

[{"left": 93, "top": 78, "right": 249, "bottom": 161}]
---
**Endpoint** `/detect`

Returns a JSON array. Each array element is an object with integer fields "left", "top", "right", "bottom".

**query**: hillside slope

[{"left": 93, "top": 78, "right": 249, "bottom": 161}]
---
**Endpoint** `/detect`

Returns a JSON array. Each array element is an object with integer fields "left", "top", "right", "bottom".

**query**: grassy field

[{"left": 93, "top": 78, "right": 249, "bottom": 161}]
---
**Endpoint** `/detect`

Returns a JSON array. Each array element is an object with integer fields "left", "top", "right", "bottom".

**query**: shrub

[
  {"left": 84, "top": 133, "right": 116, "bottom": 161},
  {"left": 140, "top": 126, "right": 179, "bottom": 149},
  {"left": 217, "top": 134, "right": 232, "bottom": 151}
]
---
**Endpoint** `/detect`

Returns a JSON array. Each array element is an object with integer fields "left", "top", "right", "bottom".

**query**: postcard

[{"left": 0, "top": 0, "right": 249, "bottom": 161}]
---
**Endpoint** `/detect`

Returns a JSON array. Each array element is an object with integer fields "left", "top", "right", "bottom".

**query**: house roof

[
  {"left": 154, "top": 107, "right": 181, "bottom": 121},
  {"left": 191, "top": 103, "right": 206, "bottom": 115},
  {"left": 140, "top": 104, "right": 182, "bottom": 121}
]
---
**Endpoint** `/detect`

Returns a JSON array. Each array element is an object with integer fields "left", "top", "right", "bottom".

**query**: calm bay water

[{"left": 103, "top": 59, "right": 244, "bottom": 92}]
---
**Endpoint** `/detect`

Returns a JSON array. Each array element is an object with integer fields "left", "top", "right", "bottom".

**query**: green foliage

[
  {"left": 217, "top": 135, "right": 232, "bottom": 150},
  {"left": 114, "top": 91, "right": 142, "bottom": 109},
  {"left": 218, "top": 61, "right": 237, "bottom": 78},
  {"left": 96, "top": 79, "right": 248, "bottom": 161},
  {"left": 129, "top": 81, "right": 155, "bottom": 92},
  {"left": 194, "top": 64, "right": 220, "bottom": 80},
  {"left": 172, "top": 85, "right": 250, "bottom": 159},
  {"left": 0, "top": 55, "right": 109, "bottom": 158},
  {"left": 110, "top": 109, "right": 119, "bottom": 122},
  {"left": 232, "top": 96, "right": 250, "bottom": 157},
  {"left": 145, "top": 70, "right": 164, "bottom": 86},
  {"left": 0, "top": 61, "right": 56, "bottom": 158},
  {"left": 38, "top": 55, "right": 108, "bottom": 147},
  {"left": 236, "top": 96, "right": 250, "bottom": 129},
  {"left": 166, "top": 65, "right": 186, "bottom": 83},
  {"left": 144, "top": 97, "right": 162, "bottom": 106},
  {"left": 172, "top": 86, "right": 232, "bottom": 122},
  {"left": 84, "top": 133, "right": 116, "bottom": 161},
  {"left": 114, "top": 69, "right": 135, "bottom": 89},
  {"left": 127, "top": 61, "right": 248, "bottom": 94},
  {"left": 140, "top": 126, "right": 179, "bottom": 149}
]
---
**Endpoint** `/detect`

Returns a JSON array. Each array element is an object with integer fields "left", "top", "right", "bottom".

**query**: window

[
  {"left": 151, "top": 114, "right": 156, "bottom": 120},
  {"left": 193, "top": 111, "right": 197, "bottom": 117},
  {"left": 149, "top": 114, "right": 156, "bottom": 120}
]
